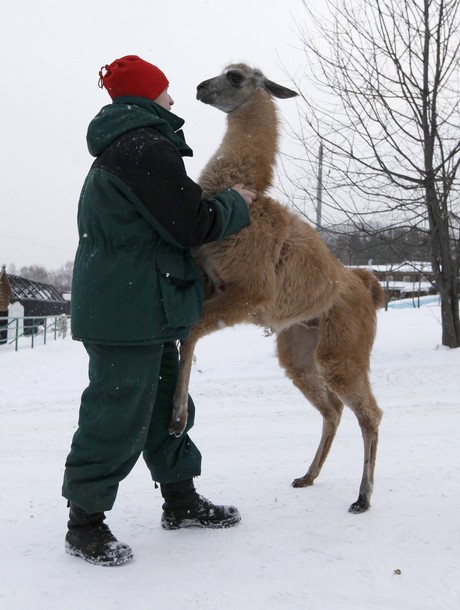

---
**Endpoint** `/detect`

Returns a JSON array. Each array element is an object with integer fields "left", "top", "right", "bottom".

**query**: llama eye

[{"left": 227, "top": 71, "right": 243, "bottom": 86}]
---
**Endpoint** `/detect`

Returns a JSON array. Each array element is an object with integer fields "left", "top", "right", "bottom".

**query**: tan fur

[
  {"left": 199, "top": 88, "right": 279, "bottom": 196},
  {"left": 171, "top": 64, "right": 384, "bottom": 513}
]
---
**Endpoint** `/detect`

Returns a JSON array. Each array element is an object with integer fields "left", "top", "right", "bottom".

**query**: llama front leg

[
  {"left": 169, "top": 336, "right": 195, "bottom": 437},
  {"left": 169, "top": 286, "right": 261, "bottom": 437}
]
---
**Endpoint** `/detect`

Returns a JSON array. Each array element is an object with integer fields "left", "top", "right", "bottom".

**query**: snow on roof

[{"left": 349, "top": 261, "right": 433, "bottom": 274}]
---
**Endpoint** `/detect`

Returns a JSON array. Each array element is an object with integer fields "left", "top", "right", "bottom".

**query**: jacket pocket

[{"left": 156, "top": 254, "right": 204, "bottom": 328}]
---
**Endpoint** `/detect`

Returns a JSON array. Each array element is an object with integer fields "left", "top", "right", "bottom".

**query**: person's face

[{"left": 154, "top": 88, "right": 174, "bottom": 111}]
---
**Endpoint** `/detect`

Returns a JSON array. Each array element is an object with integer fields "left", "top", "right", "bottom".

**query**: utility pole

[{"left": 316, "top": 141, "right": 323, "bottom": 229}]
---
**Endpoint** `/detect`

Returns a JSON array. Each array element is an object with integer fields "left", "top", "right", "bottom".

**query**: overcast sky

[{"left": 1, "top": 0, "right": 310, "bottom": 271}]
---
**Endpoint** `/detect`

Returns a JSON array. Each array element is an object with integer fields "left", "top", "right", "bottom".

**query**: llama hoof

[
  {"left": 348, "top": 495, "right": 370, "bottom": 514},
  {"left": 291, "top": 476, "right": 314, "bottom": 488},
  {"left": 168, "top": 424, "right": 185, "bottom": 438},
  {"left": 168, "top": 417, "right": 187, "bottom": 438}
]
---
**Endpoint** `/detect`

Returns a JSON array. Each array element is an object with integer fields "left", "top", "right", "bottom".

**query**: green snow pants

[{"left": 62, "top": 341, "right": 202, "bottom": 514}]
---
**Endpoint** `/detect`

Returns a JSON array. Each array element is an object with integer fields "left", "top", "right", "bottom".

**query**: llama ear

[{"left": 263, "top": 79, "right": 298, "bottom": 99}]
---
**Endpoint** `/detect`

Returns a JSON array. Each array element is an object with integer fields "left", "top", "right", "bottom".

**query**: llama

[{"left": 170, "top": 64, "right": 384, "bottom": 513}]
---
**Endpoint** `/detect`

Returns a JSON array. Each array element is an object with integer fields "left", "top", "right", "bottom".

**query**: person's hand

[{"left": 231, "top": 183, "right": 257, "bottom": 204}]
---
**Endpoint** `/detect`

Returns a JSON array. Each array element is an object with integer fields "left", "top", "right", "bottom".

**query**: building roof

[
  {"left": 349, "top": 261, "right": 433, "bottom": 274},
  {"left": 7, "top": 274, "right": 66, "bottom": 303}
]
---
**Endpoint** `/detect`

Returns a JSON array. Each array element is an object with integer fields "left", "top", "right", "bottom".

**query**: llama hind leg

[
  {"left": 339, "top": 378, "right": 383, "bottom": 513},
  {"left": 291, "top": 387, "right": 344, "bottom": 488},
  {"left": 276, "top": 323, "right": 344, "bottom": 489}
]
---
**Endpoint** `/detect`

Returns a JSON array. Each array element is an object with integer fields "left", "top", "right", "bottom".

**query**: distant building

[
  {"left": 6, "top": 274, "right": 71, "bottom": 317},
  {"left": 350, "top": 262, "right": 437, "bottom": 301},
  {"left": 0, "top": 266, "right": 14, "bottom": 310},
  {"left": 0, "top": 266, "right": 15, "bottom": 343},
  {"left": 0, "top": 269, "right": 70, "bottom": 343}
]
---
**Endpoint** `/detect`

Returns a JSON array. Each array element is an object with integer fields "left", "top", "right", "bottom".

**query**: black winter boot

[
  {"left": 65, "top": 503, "right": 133, "bottom": 566},
  {"left": 160, "top": 479, "right": 241, "bottom": 530}
]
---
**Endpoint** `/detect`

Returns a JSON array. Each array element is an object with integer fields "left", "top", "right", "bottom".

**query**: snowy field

[{"left": 1, "top": 304, "right": 459, "bottom": 610}]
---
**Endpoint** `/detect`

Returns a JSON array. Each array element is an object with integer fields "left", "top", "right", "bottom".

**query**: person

[{"left": 62, "top": 55, "right": 256, "bottom": 567}]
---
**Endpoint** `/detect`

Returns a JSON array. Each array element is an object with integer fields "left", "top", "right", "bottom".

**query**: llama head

[{"left": 196, "top": 63, "right": 298, "bottom": 113}]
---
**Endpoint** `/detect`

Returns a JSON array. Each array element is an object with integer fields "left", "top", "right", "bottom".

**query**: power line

[{"left": 0, "top": 232, "right": 74, "bottom": 253}]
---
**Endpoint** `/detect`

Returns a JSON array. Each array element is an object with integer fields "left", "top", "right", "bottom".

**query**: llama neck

[{"left": 199, "top": 89, "right": 280, "bottom": 197}]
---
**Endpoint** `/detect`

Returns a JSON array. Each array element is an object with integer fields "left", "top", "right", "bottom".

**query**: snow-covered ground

[{"left": 1, "top": 305, "right": 459, "bottom": 610}]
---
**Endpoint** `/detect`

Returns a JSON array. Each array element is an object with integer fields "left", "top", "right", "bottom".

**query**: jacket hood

[{"left": 86, "top": 96, "right": 193, "bottom": 157}]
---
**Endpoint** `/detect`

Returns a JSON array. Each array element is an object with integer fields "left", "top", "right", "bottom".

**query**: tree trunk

[{"left": 426, "top": 186, "right": 460, "bottom": 347}]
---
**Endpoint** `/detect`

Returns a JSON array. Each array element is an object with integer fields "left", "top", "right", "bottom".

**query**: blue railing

[{"left": 0, "top": 315, "right": 69, "bottom": 351}]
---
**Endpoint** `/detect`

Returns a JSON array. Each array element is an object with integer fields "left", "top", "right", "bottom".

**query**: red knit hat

[{"left": 98, "top": 55, "right": 169, "bottom": 101}]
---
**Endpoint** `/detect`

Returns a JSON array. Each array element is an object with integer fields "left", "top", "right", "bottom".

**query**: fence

[{"left": 0, "top": 315, "right": 69, "bottom": 351}]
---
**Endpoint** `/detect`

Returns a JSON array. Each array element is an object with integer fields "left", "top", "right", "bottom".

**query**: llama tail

[{"left": 351, "top": 268, "right": 385, "bottom": 309}]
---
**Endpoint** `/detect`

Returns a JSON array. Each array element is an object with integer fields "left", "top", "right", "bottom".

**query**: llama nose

[{"left": 196, "top": 80, "right": 211, "bottom": 100}]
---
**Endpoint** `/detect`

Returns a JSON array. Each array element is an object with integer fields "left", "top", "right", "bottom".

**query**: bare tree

[
  {"left": 48, "top": 261, "right": 74, "bottom": 294},
  {"left": 291, "top": 0, "right": 460, "bottom": 347},
  {"left": 18, "top": 261, "right": 73, "bottom": 294},
  {"left": 19, "top": 265, "right": 49, "bottom": 284}
]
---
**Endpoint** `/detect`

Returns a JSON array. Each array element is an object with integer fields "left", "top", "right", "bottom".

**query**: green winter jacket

[{"left": 71, "top": 97, "right": 250, "bottom": 344}]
